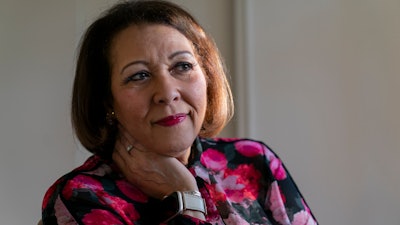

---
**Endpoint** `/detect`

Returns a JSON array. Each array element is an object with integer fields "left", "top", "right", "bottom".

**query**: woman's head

[{"left": 72, "top": 0, "right": 233, "bottom": 157}]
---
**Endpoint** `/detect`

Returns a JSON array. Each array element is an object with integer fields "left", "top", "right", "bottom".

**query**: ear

[{"left": 105, "top": 110, "right": 115, "bottom": 126}]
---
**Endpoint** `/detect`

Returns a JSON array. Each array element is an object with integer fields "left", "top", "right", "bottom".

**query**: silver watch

[{"left": 160, "top": 191, "right": 207, "bottom": 223}]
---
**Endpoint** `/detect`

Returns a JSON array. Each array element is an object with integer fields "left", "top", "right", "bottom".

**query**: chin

[
  {"left": 154, "top": 137, "right": 194, "bottom": 156},
  {"left": 164, "top": 143, "right": 192, "bottom": 155}
]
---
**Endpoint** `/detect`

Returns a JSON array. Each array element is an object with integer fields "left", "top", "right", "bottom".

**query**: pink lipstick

[{"left": 155, "top": 113, "right": 187, "bottom": 126}]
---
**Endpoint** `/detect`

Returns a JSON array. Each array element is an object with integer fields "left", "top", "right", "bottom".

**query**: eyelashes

[
  {"left": 123, "top": 71, "right": 150, "bottom": 83},
  {"left": 172, "top": 62, "right": 194, "bottom": 74},
  {"left": 123, "top": 61, "right": 197, "bottom": 84}
]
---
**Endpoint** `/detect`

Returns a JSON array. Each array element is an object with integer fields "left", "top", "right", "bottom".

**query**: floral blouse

[{"left": 42, "top": 138, "right": 318, "bottom": 225}]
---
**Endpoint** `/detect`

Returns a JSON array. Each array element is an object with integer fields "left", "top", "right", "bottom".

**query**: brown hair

[{"left": 72, "top": 0, "right": 233, "bottom": 158}]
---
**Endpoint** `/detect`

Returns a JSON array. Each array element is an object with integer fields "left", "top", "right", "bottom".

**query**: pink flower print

[
  {"left": 83, "top": 164, "right": 112, "bottom": 176},
  {"left": 301, "top": 198, "right": 312, "bottom": 214},
  {"left": 224, "top": 164, "right": 261, "bottom": 203},
  {"left": 235, "top": 140, "right": 264, "bottom": 157},
  {"left": 194, "top": 165, "right": 212, "bottom": 183},
  {"left": 201, "top": 148, "right": 228, "bottom": 171},
  {"left": 116, "top": 180, "right": 147, "bottom": 203},
  {"left": 82, "top": 209, "right": 122, "bottom": 225},
  {"left": 266, "top": 181, "right": 290, "bottom": 224},
  {"left": 42, "top": 179, "right": 62, "bottom": 209},
  {"left": 199, "top": 187, "right": 222, "bottom": 223},
  {"left": 263, "top": 145, "right": 276, "bottom": 160},
  {"left": 62, "top": 175, "right": 103, "bottom": 200},
  {"left": 54, "top": 196, "right": 76, "bottom": 225},
  {"left": 263, "top": 146, "right": 287, "bottom": 180},
  {"left": 223, "top": 212, "right": 250, "bottom": 225},
  {"left": 73, "top": 155, "right": 99, "bottom": 171},
  {"left": 213, "top": 137, "right": 240, "bottom": 142},
  {"left": 292, "top": 210, "right": 317, "bottom": 225},
  {"left": 207, "top": 181, "right": 228, "bottom": 203},
  {"left": 219, "top": 175, "right": 246, "bottom": 203},
  {"left": 270, "top": 157, "right": 287, "bottom": 180},
  {"left": 99, "top": 195, "right": 140, "bottom": 222}
]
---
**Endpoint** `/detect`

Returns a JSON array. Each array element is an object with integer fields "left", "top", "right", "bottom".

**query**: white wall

[
  {"left": 235, "top": 1, "right": 400, "bottom": 224},
  {"left": 0, "top": 1, "right": 232, "bottom": 224},
  {"left": 0, "top": 1, "right": 76, "bottom": 224}
]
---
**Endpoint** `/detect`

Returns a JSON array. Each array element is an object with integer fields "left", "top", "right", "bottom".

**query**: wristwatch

[{"left": 159, "top": 191, "right": 207, "bottom": 223}]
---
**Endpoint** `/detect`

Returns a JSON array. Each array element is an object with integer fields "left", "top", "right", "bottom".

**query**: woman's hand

[{"left": 112, "top": 125, "right": 198, "bottom": 200}]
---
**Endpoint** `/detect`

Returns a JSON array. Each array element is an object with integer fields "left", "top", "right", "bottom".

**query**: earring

[{"left": 106, "top": 111, "right": 115, "bottom": 126}]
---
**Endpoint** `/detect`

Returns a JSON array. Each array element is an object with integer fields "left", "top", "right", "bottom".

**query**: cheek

[
  {"left": 194, "top": 77, "right": 208, "bottom": 114},
  {"left": 113, "top": 92, "right": 143, "bottom": 119}
]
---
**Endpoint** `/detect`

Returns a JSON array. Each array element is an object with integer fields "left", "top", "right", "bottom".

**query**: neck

[{"left": 176, "top": 147, "right": 192, "bottom": 165}]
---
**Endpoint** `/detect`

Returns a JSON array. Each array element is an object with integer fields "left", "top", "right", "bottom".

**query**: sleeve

[
  {"left": 261, "top": 142, "right": 318, "bottom": 225},
  {"left": 42, "top": 174, "right": 211, "bottom": 225},
  {"left": 42, "top": 174, "right": 139, "bottom": 225},
  {"left": 167, "top": 215, "right": 211, "bottom": 225}
]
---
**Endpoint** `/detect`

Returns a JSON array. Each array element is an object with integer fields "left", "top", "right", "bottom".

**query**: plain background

[{"left": 0, "top": 0, "right": 399, "bottom": 224}]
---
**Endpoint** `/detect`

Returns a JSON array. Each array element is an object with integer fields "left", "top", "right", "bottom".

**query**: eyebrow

[
  {"left": 120, "top": 60, "right": 148, "bottom": 75},
  {"left": 120, "top": 50, "right": 195, "bottom": 75},
  {"left": 168, "top": 50, "right": 194, "bottom": 60}
]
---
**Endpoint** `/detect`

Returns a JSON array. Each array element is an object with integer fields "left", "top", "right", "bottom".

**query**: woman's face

[{"left": 110, "top": 24, "right": 207, "bottom": 159}]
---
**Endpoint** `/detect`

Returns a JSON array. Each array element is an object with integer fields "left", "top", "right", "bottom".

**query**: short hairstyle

[{"left": 72, "top": 0, "right": 233, "bottom": 158}]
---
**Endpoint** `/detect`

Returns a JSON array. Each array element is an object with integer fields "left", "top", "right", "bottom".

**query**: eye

[
  {"left": 124, "top": 71, "right": 150, "bottom": 83},
  {"left": 171, "top": 62, "right": 194, "bottom": 74}
]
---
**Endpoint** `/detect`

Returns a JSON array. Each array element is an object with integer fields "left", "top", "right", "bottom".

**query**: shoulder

[
  {"left": 41, "top": 155, "right": 111, "bottom": 210},
  {"left": 198, "top": 137, "right": 278, "bottom": 158}
]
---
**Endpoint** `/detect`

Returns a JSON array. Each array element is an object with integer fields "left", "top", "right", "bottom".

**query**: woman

[{"left": 41, "top": 1, "right": 318, "bottom": 224}]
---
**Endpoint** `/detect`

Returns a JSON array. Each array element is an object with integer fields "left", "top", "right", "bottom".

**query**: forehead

[
  {"left": 110, "top": 24, "right": 194, "bottom": 56},
  {"left": 108, "top": 24, "right": 199, "bottom": 73}
]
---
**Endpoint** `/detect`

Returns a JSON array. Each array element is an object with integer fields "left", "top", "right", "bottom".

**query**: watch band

[
  {"left": 182, "top": 190, "right": 202, "bottom": 197},
  {"left": 160, "top": 190, "right": 207, "bottom": 223},
  {"left": 181, "top": 191, "right": 207, "bottom": 215}
]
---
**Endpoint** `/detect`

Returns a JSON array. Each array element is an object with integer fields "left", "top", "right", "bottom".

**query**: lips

[{"left": 154, "top": 113, "right": 187, "bottom": 126}]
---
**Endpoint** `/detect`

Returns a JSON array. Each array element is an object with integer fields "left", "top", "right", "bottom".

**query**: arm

[
  {"left": 42, "top": 173, "right": 142, "bottom": 225},
  {"left": 262, "top": 142, "right": 318, "bottom": 224},
  {"left": 42, "top": 175, "right": 210, "bottom": 225}
]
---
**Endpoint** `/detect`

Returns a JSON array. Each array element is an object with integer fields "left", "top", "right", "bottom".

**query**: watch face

[{"left": 160, "top": 191, "right": 183, "bottom": 223}]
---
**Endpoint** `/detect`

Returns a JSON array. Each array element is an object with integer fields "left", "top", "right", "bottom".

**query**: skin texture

[
  {"left": 111, "top": 24, "right": 207, "bottom": 160},
  {"left": 110, "top": 24, "right": 207, "bottom": 220}
]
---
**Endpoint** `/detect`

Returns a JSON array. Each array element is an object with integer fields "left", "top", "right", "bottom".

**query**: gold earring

[{"left": 106, "top": 111, "right": 115, "bottom": 126}]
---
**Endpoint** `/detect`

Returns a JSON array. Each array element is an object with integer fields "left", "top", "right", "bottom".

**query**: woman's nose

[{"left": 152, "top": 75, "right": 180, "bottom": 104}]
